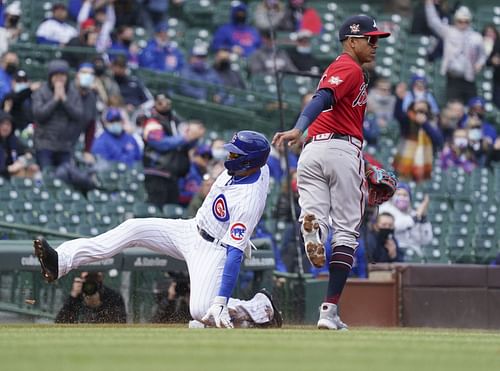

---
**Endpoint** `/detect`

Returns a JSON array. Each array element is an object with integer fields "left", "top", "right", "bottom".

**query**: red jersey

[{"left": 307, "top": 53, "right": 367, "bottom": 141}]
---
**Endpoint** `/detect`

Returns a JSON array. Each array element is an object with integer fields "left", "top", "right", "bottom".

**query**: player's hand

[
  {"left": 201, "top": 296, "right": 233, "bottom": 328},
  {"left": 272, "top": 128, "right": 302, "bottom": 147}
]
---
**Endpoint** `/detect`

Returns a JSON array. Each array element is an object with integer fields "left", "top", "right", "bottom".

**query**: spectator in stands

[
  {"left": 76, "top": 0, "right": 115, "bottom": 53},
  {"left": 0, "top": 112, "right": 39, "bottom": 179},
  {"left": 393, "top": 92, "right": 444, "bottom": 183},
  {"left": 185, "top": 174, "right": 215, "bottom": 218},
  {"left": 109, "top": 25, "right": 140, "bottom": 67},
  {"left": 211, "top": 3, "right": 261, "bottom": 58},
  {"left": 36, "top": 3, "right": 78, "bottom": 45},
  {"left": 91, "top": 107, "right": 141, "bottom": 169},
  {"left": 74, "top": 63, "right": 98, "bottom": 162},
  {"left": 32, "top": 59, "right": 84, "bottom": 169},
  {"left": 248, "top": 30, "right": 297, "bottom": 76},
  {"left": 55, "top": 271, "right": 127, "bottom": 324},
  {"left": 0, "top": 1, "right": 22, "bottom": 55},
  {"left": 111, "top": 55, "right": 152, "bottom": 111},
  {"left": 459, "top": 97, "right": 497, "bottom": 143},
  {"left": 1, "top": 69, "right": 39, "bottom": 131},
  {"left": 267, "top": 141, "right": 299, "bottom": 185},
  {"left": 213, "top": 48, "right": 246, "bottom": 90},
  {"left": 142, "top": 93, "right": 205, "bottom": 206},
  {"left": 64, "top": 18, "right": 99, "bottom": 68},
  {"left": 440, "top": 128, "right": 477, "bottom": 173},
  {"left": 401, "top": 75, "right": 440, "bottom": 116},
  {"left": 138, "top": 21, "right": 185, "bottom": 73},
  {"left": 254, "top": 0, "right": 287, "bottom": 32},
  {"left": 152, "top": 272, "right": 191, "bottom": 324},
  {"left": 0, "top": 51, "right": 18, "bottom": 102},
  {"left": 288, "top": 29, "right": 320, "bottom": 73},
  {"left": 486, "top": 25, "right": 500, "bottom": 108},
  {"left": 367, "top": 77, "right": 396, "bottom": 130},
  {"left": 179, "top": 44, "right": 226, "bottom": 104},
  {"left": 281, "top": 0, "right": 322, "bottom": 35},
  {"left": 365, "top": 212, "right": 404, "bottom": 263},
  {"left": 178, "top": 144, "right": 212, "bottom": 207},
  {"left": 379, "top": 183, "right": 433, "bottom": 259},
  {"left": 439, "top": 99, "right": 465, "bottom": 142},
  {"left": 425, "top": 0, "right": 488, "bottom": 104},
  {"left": 92, "top": 55, "right": 121, "bottom": 110}
]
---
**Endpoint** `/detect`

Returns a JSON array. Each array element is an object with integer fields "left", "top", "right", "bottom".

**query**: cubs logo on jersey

[
  {"left": 212, "top": 194, "right": 229, "bottom": 222},
  {"left": 230, "top": 223, "right": 247, "bottom": 241}
]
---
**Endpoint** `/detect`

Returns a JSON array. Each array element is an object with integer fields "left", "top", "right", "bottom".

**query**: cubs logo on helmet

[
  {"left": 212, "top": 194, "right": 229, "bottom": 222},
  {"left": 230, "top": 222, "right": 247, "bottom": 241}
]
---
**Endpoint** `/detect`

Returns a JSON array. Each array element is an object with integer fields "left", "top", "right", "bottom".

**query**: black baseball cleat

[
  {"left": 257, "top": 288, "right": 283, "bottom": 328},
  {"left": 33, "top": 238, "right": 59, "bottom": 283}
]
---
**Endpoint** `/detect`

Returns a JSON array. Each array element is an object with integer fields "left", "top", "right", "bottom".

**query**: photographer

[
  {"left": 55, "top": 271, "right": 127, "bottom": 324},
  {"left": 151, "top": 273, "right": 191, "bottom": 324},
  {"left": 365, "top": 212, "right": 404, "bottom": 263}
]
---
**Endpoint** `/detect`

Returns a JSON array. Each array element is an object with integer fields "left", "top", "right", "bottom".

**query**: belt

[
  {"left": 304, "top": 133, "right": 362, "bottom": 150},
  {"left": 198, "top": 226, "right": 228, "bottom": 248}
]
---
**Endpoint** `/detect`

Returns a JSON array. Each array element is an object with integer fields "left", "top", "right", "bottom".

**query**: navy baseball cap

[
  {"left": 338, "top": 15, "right": 390, "bottom": 41},
  {"left": 105, "top": 108, "right": 122, "bottom": 122}
]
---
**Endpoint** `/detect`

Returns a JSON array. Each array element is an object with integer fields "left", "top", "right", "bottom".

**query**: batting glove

[{"left": 201, "top": 296, "right": 233, "bottom": 329}]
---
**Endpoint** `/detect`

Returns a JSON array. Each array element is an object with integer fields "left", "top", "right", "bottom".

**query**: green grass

[{"left": 1, "top": 325, "right": 499, "bottom": 371}]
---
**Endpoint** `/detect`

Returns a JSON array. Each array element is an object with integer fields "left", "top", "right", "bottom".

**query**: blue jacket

[
  {"left": 211, "top": 4, "right": 261, "bottom": 57},
  {"left": 138, "top": 39, "right": 185, "bottom": 73},
  {"left": 0, "top": 68, "right": 12, "bottom": 102},
  {"left": 178, "top": 163, "right": 204, "bottom": 206},
  {"left": 91, "top": 130, "right": 142, "bottom": 167}
]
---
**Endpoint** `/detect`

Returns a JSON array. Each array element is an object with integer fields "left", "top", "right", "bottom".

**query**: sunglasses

[{"left": 347, "top": 35, "right": 379, "bottom": 47}]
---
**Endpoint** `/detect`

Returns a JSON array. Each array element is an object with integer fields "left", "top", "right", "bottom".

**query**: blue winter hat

[
  {"left": 155, "top": 21, "right": 168, "bottom": 33},
  {"left": 396, "top": 182, "right": 412, "bottom": 200},
  {"left": 410, "top": 74, "right": 427, "bottom": 86},
  {"left": 467, "top": 96, "right": 486, "bottom": 109},
  {"left": 105, "top": 107, "right": 122, "bottom": 122}
]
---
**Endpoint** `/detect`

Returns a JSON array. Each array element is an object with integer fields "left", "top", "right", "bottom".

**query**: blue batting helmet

[{"left": 223, "top": 131, "right": 270, "bottom": 175}]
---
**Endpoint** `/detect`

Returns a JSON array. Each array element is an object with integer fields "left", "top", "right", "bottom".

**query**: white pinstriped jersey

[{"left": 195, "top": 165, "right": 270, "bottom": 252}]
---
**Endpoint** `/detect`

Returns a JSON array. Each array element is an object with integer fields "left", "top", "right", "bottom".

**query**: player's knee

[{"left": 189, "top": 297, "right": 210, "bottom": 321}]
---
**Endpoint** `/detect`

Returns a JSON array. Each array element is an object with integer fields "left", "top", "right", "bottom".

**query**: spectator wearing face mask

[
  {"left": 36, "top": 3, "right": 78, "bottom": 45},
  {"left": 367, "top": 78, "right": 397, "bottom": 129},
  {"left": 1, "top": 69, "right": 40, "bottom": 131},
  {"left": 439, "top": 99, "right": 465, "bottom": 142},
  {"left": 92, "top": 56, "right": 121, "bottom": 110},
  {"left": 91, "top": 107, "right": 142, "bottom": 169},
  {"left": 458, "top": 97, "right": 497, "bottom": 144},
  {"left": 281, "top": 0, "right": 322, "bottom": 35},
  {"left": 440, "top": 128, "right": 477, "bottom": 173},
  {"left": 253, "top": 0, "right": 287, "bottom": 32},
  {"left": 288, "top": 29, "right": 320, "bottom": 73},
  {"left": 74, "top": 63, "right": 98, "bottom": 163},
  {"left": 0, "top": 51, "right": 19, "bottom": 102},
  {"left": 109, "top": 25, "right": 140, "bottom": 67},
  {"left": 178, "top": 144, "right": 213, "bottom": 206},
  {"left": 211, "top": 3, "right": 261, "bottom": 57},
  {"left": 138, "top": 21, "right": 185, "bottom": 73},
  {"left": 365, "top": 212, "right": 404, "bottom": 263},
  {"left": 213, "top": 48, "right": 246, "bottom": 90},
  {"left": 401, "top": 75, "right": 440, "bottom": 116},
  {"left": 0, "top": 1, "right": 22, "bottom": 55},
  {"left": 379, "top": 183, "right": 433, "bottom": 259},
  {"left": 248, "top": 30, "right": 297, "bottom": 76}
]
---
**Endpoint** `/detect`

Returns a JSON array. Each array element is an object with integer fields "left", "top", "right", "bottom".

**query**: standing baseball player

[
  {"left": 34, "top": 130, "right": 282, "bottom": 329},
  {"left": 273, "top": 15, "right": 396, "bottom": 330}
]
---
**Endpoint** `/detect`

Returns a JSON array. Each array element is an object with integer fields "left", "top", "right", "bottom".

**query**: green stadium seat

[
  {"left": 163, "top": 203, "right": 185, "bottom": 218},
  {"left": 132, "top": 202, "right": 162, "bottom": 218}
]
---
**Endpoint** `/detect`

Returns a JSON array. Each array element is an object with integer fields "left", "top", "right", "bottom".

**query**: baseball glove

[{"left": 365, "top": 166, "right": 398, "bottom": 206}]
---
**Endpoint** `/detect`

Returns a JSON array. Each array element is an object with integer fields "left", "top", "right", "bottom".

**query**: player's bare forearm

[{"left": 272, "top": 128, "right": 302, "bottom": 147}]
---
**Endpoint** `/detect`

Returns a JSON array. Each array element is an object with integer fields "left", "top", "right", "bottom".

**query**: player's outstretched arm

[{"left": 201, "top": 246, "right": 243, "bottom": 328}]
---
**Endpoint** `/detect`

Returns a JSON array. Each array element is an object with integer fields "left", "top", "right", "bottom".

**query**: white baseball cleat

[
  {"left": 301, "top": 214, "right": 326, "bottom": 268},
  {"left": 317, "top": 303, "right": 348, "bottom": 330}
]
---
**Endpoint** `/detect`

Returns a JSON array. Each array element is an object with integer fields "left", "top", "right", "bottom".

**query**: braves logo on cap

[
  {"left": 212, "top": 194, "right": 229, "bottom": 222},
  {"left": 349, "top": 24, "right": 360, "bottom": 33},
  {"left": 230, "top": 222, "right": 247, "bottom": 241}
]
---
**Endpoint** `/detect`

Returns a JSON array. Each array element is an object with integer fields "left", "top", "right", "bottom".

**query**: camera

[{"left": 81, "top": 273, "right": 102, "bottom": 296}]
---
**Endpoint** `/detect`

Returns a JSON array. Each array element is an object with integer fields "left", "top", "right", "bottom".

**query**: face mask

[
  {"left": 78, "top": 72, "right": 94, "bottom": 88},
  {"left": 296, "top": 46, "right": 311, "bottom": 54},
  {"left": 94, "top": 65, "right": 106, "bottom": 76},
  {"left": 156, "top": 108, "right": 171, "bottom": 116},
  {"left": 107, "top": 122, "right": 123, "bottom": 135},
  {"left": 393, "top": 195, "right": 410, "bottom": 211},
  {"left": 122, "top": 39, "right": 133, "bottom": 47},
  {"left": 7, "top": 16, "right": 20, "bottom": 27},
  {"left": 468, "top": 128, "right": 482, "bottom": 141},
  {"left": 5, "top": 63, "right": 18, "bottom": 76},
  {"left": 453, "top": 137, "right": 468, "bottom": 149},
  {"left": 413, "top": 91, "right": 426, "bottom": 100},
  {"left": 234, "top": 14, "right": 246, "bottom": 24},
  {"left": 192, "top": 61, "right": 207, "bottom": 72},
  {"left": 212, "top": 148, "right": 228, "bottom": 161},
  {"left": 14, "top": 83, "right": 29, "bottom": 93},
  {"left": 217, "top": 60, "right": 231, "bottom": 70}
]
